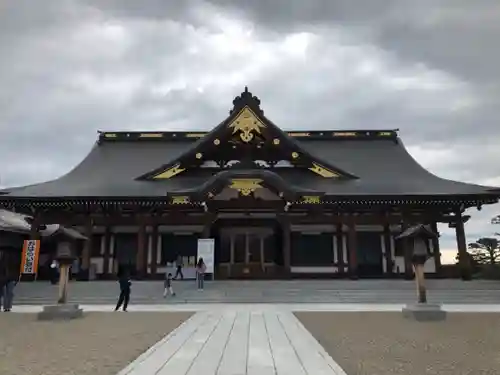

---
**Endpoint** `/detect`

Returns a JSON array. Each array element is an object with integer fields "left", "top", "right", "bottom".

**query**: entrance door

[{"left": 219, "top": 227, "right": 275, "bottom": 278}]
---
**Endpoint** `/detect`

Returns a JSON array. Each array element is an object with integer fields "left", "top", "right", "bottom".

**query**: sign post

[{"left": 197, "top": 238, "right": 215, "bottom": 280}]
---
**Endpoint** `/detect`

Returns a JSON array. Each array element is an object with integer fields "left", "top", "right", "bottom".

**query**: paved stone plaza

[
  {"left": 13, "top": 279, "right": 500, "bottom": 305},
  {"left": 7, "top": 280, "right": 500, "bottom": 375}
]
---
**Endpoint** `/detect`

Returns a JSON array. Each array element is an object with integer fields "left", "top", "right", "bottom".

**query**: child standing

[{"left": 163, "top": 273, "right": 176, "bottom": 297}]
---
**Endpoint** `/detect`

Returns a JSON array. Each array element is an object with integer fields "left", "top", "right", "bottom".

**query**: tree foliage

[
  {"left": 468, "top": 237, "right": 500, "bottom": 265},
  {"left": 492, "top": 215, "right": 500, "bottom": 224}
]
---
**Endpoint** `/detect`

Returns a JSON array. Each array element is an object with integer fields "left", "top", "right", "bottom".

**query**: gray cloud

[{"left": 1, "top": 0, "right": 499, "bottom": 260}]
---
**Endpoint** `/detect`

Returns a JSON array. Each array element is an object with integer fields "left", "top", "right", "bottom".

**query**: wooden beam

[
  {"left": 150, "top": 224, "right": 159, "bottom": 276},
  {"left": 455, "top": 210, "right": 471, "bottom": 280},
  {"left": 383, "top": 222, "right": 393, "bottom": 275},
  {"left": 136, "top": 222, "right": 146, "bottom": 279},
  {"left": 336, "top": 223, "right": 345, "bottom": 273},
  {"left": 431, "top": 222, "right": 442, "bottom": 275},
  {"left": 346, "top": 215, "right": 358, "bottom": 279},
  {"left": 81, "top": 218, "right": 93, "bottom": 280}
]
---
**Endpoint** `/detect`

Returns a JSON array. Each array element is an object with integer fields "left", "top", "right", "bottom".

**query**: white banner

[{"left": 197, "top": 238, "right": 215, "bottom": 274}]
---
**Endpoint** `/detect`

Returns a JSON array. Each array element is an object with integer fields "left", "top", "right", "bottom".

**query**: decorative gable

[{"left": 137, "top": 87, "right": 357, "bottom": 181}]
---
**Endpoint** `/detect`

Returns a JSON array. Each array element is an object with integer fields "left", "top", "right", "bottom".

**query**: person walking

[
  {"left": 174, "top": 254, "right": 184, "bottom": 280},
  {"left": 114, "top": 271, "right": 131, "bottom": 312},
  {"left": 163, "top": 272, "right": 176, "bottom": 297},
  {"left": 0, "top": 263, "right": 16, "bottom": 312},
  {"left": 196, "top": 257, "right": 206, "bottom": 291}
]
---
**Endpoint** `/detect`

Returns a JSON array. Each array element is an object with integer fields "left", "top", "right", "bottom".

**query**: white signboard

[{"left": 197, "top": 238, "right": 215, "bottom": 274}]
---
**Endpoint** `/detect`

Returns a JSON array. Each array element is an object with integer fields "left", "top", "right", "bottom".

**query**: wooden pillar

[
  {"left": 401, "top": 220, "right": 413, "bottom": 279},
  {"left": 136, "top": 223, "right": 146, "bottom": 279},
  {"left": 103, "top": 226, "right": 112, "bottom": 279},
  {"left": 201, "top": 214, "right": 214, "bottom": 238},
  {"left": 431, "top": 222, "right": 442, "bottom": 276},
  {"left": 150, "top": 224, "right": 159, "bottom": 277},
  {"left": 29, "top": 213, "right": 41, "bottom": 240},
  {"left": 455, "top": 210, "right": 471, "bottom": 280},
  {"left": 336, "top": 223, "right": 344, "bottom": 274},
  {"left": 347, "top": 215, "right": 358, "bottom": 279},
  {"left": 279, "top": 215, "right": 291, "bottom": 277},
  {"left": 383, "top": 223, "right": 393, "bottom": 276},
  {"left": 81, "top": 219, "right": 93, "bottom": 280}
]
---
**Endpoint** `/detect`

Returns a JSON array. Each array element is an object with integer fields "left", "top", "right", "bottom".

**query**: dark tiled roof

[{"left": 0, "top": 135, "right": 498, "bottom": 199}]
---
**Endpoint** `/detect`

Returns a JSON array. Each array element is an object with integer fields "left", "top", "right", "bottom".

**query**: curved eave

[{"left": 192, "top": 169, "right": 318, "bottom": 197}]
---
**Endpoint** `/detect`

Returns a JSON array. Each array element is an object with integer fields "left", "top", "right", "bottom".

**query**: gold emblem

[
  {"left": 171, "top": 196, "right": 190, "bottom": 204},
  {"left": 228, "top": 106, "right": 266, "bottom": 143},
  {"left": 195, "top": 152, "right": 203, "bottom": 159},
  {"left": 291, "top": 152, "right": 299, "bottom": 159},
  {"left": 214, "top": 138, "right": 220, "bottom": 145},
  {"left": 229, "top": 178, "right": 263, "bottom": 196},
  {"left": 302, "top": 196, "right": 321, "bottom": 204},
  {"left": 273, "top": 138, "right": 280, "bottom": 145}
]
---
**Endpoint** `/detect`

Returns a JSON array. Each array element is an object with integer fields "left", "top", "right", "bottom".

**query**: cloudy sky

[{"left": 1, "top": 0, "right": 499, "bottom": 263}]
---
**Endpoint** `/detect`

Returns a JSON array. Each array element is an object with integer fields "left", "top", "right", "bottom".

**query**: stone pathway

[{"left": 116, "top": 310, "right": 347, "bottom": 375}]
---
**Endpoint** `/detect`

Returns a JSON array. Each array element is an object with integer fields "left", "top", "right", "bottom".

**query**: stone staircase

[{"left": 13, "top": 279, "right": 500, "bottom": 305}]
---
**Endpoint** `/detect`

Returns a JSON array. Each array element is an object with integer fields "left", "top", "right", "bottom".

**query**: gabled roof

[{"left": 137, "top": 87, "right": 357, "bottom": 181}]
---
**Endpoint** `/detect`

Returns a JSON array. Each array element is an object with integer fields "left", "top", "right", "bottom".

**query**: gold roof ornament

[
  {"left": 228, "top": 106, "right": 266, "bottom": 143},
  {"left": 152, "top": 163, "right": 186, "bottom": 179},
  {"left": 308, "top": 162, "right": 340, "bottom": 178},
  {"left": 229, "top": 178, "right": 263, "bottom": 196}
]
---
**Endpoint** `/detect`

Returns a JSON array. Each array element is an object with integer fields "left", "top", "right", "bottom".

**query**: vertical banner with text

[{"left": 20, "top": 240, "right": 41, "bottom": 276}]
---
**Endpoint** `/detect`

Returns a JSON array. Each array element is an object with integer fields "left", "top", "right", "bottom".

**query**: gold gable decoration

[
  {"left": 308, "top": 162, "right": 340, "bottom": 178},
  {"left": 153, "top": 163, "right": 186, "bottom": 179},
  {"left": 228, "top": 106, "right": 266, "bottom": 143},
  {"left": 229, "top": 178, "right": 263, "bottom": 196}
]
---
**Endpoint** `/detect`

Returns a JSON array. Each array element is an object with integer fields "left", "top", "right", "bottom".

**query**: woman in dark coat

[{"left": 114, "top": 269, "right": 131, "bottom": 312}]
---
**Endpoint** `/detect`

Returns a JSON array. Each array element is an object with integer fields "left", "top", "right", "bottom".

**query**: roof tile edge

[{"left": 98, "top": 129, "right": 399, "bottom": 142}]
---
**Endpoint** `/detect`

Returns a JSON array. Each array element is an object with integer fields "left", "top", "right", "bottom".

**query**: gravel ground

[
  {"left": 296, "top": 312, "right": 500, "bottom": 375},
  {"left": 0, "top": 312, "right": 193, "bottom": 375}
]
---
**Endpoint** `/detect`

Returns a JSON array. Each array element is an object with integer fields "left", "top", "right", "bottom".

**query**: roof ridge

[{"left": 97, "top": 129, "right": 400, "bottom": 142}]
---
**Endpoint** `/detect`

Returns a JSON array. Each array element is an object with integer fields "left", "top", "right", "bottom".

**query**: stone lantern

[
  {"left": 38, "top": 227, "right": 87, "bottom": 321},
  {"left": 396, "top": 224, "right": 446, "bottom": 321}
]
